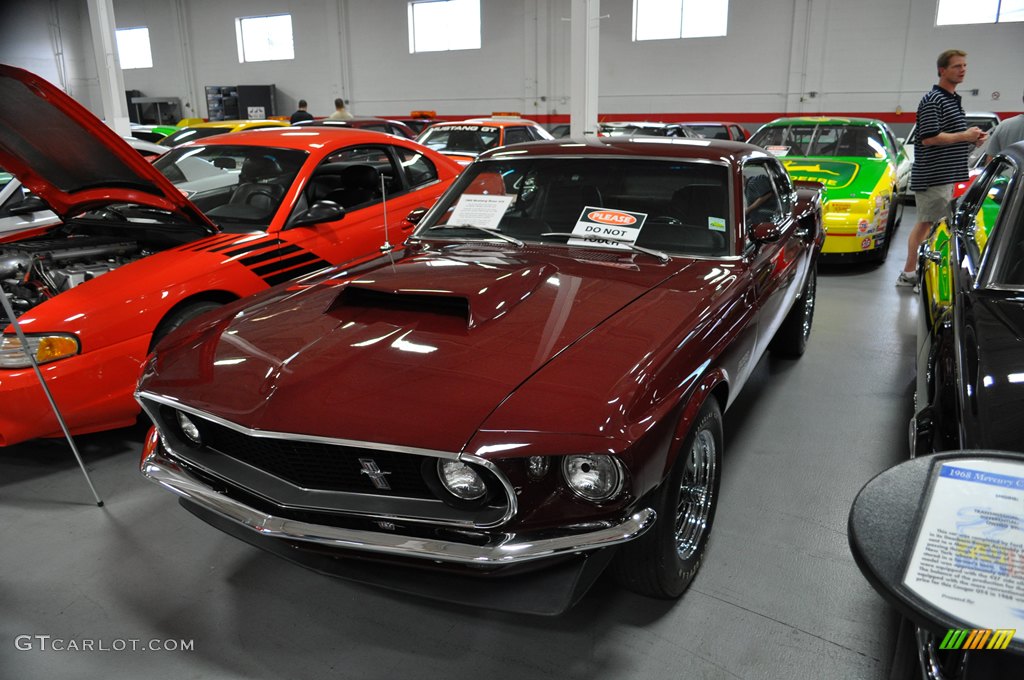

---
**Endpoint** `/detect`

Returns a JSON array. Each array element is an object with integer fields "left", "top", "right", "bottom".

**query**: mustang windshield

[
  {"left": 153, "top": 145, "right": 307, "bottom": 230},
  {"left": 750, "top": 125, "right": 886, "bottom": 159},
  {"left": 416, "top": 157, "right": 731, "bottom": 257}
]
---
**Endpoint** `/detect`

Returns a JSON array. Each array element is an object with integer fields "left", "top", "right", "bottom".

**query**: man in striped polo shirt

[{"left": 897, "top": 49, "right": 988, "bottom": 288}]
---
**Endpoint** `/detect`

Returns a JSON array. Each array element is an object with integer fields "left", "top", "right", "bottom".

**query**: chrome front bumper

[{"left": 141, "top": 447, "right": 656, "bottom": 566}]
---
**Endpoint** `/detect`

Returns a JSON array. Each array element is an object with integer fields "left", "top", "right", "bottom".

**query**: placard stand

[{"left": 0, "top": 289, "right": 103, "bottom": 506}]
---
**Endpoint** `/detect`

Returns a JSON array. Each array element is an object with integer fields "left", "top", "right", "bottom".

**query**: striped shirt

[{"left": 910, "top": 85, "right": 970, "bottom": 191}]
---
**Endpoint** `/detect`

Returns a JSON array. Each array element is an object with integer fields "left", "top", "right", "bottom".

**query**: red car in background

[
  {"left": 137, "top": 136, "right": 823, "bottom": 614},
  {"left": 0, "top": 64, "right": 460, "bottom": 446},
  {"left": 686, "top": 122, "right": 750, "bottom": 141},
  {"left": 292, "top": 117, "right": 418, "bottom": 139}
]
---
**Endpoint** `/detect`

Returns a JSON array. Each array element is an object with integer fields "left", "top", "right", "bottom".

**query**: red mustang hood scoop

[
  {"left": 337, "top": 258, "right": 556, "bottom": 328},
  {"left": 0, "top": 65, "right": 214, "bottom": 231}
]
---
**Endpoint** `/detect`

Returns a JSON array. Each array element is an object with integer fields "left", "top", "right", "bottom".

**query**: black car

[
  {"left": 913, "top": 140, "right": 1024, "bottom": 456},
  {"left": 906, "top": 140, "right": 1024, "bottom": 678}
]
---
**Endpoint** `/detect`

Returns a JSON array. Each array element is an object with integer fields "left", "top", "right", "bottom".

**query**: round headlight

[
  {"left": 437, "top": 460, "right": 487, "bottom": 500},
  {"left": 176, "top": 412, "right": 202, "bottom": 446},
  {"left": 562, "top": 454, "right": 623, "bottom": 502}
]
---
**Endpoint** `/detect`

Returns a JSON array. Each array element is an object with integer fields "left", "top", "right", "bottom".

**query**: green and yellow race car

[{"left": 750, "top": 117, "right": 906, "bottom": 262}]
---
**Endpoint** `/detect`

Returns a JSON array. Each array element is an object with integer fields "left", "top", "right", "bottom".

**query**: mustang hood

[
  {"left": 0, "top": 65, "right": 214, "bottom": 231},
  {"left": 782, "top": 158, "right": 888, "bottom": 199},
  {"left": 144, "top": 248, "right": 694, "bottom": 452}
]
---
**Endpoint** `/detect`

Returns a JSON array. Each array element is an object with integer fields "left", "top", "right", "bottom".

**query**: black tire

[
  {"left": 612, "top": 398, "right": 722, "bottom": 598},
  {"left": 871, "top": 196, "right": 900, "bottom": 264},
  {"left": 150, "top": 300, "right": 223, "bottom": 350},
  {"left": 769, "top": 266, "right": 816, "bottom": 358}
]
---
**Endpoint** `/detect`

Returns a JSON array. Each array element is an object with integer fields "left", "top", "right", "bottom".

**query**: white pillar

[
  {"left": 569, "top": 0, "right": 600, "bottom": 137},
  {"left": 86, "top": 0, "right": 131, "bottom": 137}
]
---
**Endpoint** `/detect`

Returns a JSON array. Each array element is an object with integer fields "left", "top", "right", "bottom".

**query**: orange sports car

[
  {"left": 416, "top": 115, "right": 553, "bottom": 165},
  {"left": 0, "top": 65, "right": 460, "bottom": 446}
]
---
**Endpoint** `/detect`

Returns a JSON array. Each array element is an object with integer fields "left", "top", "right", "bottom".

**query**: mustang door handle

[{"left": 793, "top": 227, "right": 809, "bottom": 238}]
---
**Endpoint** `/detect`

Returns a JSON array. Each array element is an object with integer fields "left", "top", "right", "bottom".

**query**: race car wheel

[
  {"left": 150, "top": 300, "right": 224, "bottom": 350},
  {"left": 769, "top": 266, "right": 816, "bottom": 358},
  {"left": 612, "top": 398, "right": 722, "bottom": 598}
]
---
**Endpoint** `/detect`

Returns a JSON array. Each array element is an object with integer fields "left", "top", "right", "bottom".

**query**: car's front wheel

[
  {"left": 150, "top": 300, "right": 224, "bottom": 350},
  {"left": 769, "top": 267, "right": 817, "bottom": 358},
  {"left": 612, "top": 398, "right": 722, "bottom": 598}
]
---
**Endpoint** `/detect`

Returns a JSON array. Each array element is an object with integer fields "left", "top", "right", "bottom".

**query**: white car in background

[{"left": 897, "top": 111, "right": 1000, "bottom": 200}]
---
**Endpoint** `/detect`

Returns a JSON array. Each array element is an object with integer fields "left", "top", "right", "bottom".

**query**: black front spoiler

[{"left": 182, "top": 499, "right": 617, "bottom": 616}]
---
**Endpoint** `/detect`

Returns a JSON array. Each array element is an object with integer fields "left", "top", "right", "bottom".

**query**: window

[
  {"left": 502, "top": 127, "right": 532, "bottom": 145},
  {"left": 395, "top": 147, "right": 438, "bottom": 188},
  {"left": 633, "top": 0, "right": 728, "bottom": 41},
  {"left": 115, "top": 27, "right": 153, "bottom": 70},
  {"left": 936, "top": 0, "right": 1023, "bottom": 25},
  {"left": 408, "top": 0, "right": 481, "bottom": 53},
  {"left": 235, "top": 14, "right": 294, "bottom": 63},
  {"left": 742, "top": 163, "right": 782, "bottom": 228}
]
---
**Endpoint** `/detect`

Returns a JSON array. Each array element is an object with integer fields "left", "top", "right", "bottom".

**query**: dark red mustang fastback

[{"left": 137, "top": 137, "right": 824, "bottom": 614}]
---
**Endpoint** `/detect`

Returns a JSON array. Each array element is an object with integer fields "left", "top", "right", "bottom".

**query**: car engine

[{"left": 0, "top": 236, "right": 145, "bottom": 319}]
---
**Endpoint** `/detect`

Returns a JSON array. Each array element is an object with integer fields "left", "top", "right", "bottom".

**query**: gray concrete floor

[{"left": 0, "top": 211, "right": 921, "bottom": 680}]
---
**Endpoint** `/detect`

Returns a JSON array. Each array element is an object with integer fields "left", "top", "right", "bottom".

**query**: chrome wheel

[{"left": 675, "top": 427, "right": 717, "bottom": 560}]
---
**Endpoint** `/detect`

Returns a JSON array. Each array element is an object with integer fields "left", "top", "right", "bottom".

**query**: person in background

[
  {"left": 983, "top": 89, "right": 1024, "bottom": 161},
  {"left": 327, "top": 98, "right": 354, "bottom": 121},
  {"left": 289, "top": 99, "right": 314, "bottom": 125},
  {"left": 897, "top": 49, "right": 987, "bottom": 289}
]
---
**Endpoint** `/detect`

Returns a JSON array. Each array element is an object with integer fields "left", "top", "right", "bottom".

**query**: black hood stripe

[
  {"left": 223, "top": 240, "right": 281, "bottom": 257},
  {"left": 252, "top": 252, "right": 321, "bottom": 276},
  {"left": 263, "top": 261, "right": 331, "bottom": 287},
  {"left": 241, "top": 244, "right": 302, "bottom": 266}
]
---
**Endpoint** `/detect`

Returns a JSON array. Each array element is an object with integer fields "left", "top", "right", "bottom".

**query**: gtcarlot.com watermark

[{"left": 14, "top": 635, "right": 194, "bottom": 652}]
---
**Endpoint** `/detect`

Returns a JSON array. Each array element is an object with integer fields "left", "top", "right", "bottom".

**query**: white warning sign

[{"left": 567, "top": 206, "right": 647, "bottom": 250}]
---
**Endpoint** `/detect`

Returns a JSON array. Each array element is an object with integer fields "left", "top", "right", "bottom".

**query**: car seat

[
  {"left": 326, "top": 164, "right": 380, "bottom": 208},
  {"left": 230, "top": 156, "right": 285, "bottom": 210}
]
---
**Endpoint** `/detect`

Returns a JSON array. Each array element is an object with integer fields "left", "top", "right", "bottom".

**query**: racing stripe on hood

[{"left": 236, "top": 246, "right": 331, "bottom": 286}]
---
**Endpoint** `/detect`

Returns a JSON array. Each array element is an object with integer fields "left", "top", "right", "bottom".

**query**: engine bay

[{"left": 0, "top": 235, "right": 151, "bottom": 321}]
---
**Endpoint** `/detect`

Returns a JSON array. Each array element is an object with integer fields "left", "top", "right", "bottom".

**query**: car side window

[
  {"left": 966, "top": 160, "right": 1015, "bottom": 276},
  {"left": 305, "top": 146, "right": 399, "bottom": 210},
  {"left": 503, "top": 127, "right": 532, "bottom": 145},
  {"left": 766, "top": 161, "right": 794, "bottom": 213},
  {"left": 742, "top": 163, "right": 783, "bottom": 230},
  {"left": 393, "top": 146, "right": 438, "bottom": 189},
  {"left": 730, "top": 125, "right": 746, "bottom": 141}
]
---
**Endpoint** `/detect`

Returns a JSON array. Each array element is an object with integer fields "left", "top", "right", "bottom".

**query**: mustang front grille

[
  {"left": 137, "top": 394, "right": 515, "bottom": 528},
  {"left": 198, "top": 420, "right": 432, "bottom": 497}
]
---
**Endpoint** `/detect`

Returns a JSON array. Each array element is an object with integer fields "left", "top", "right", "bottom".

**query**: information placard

[
  {"left": 447, "top": 195, "right": 514, "bottom": 230},
  {"left": 903, "top": 459, "right": 1024, "bottom": 640}
]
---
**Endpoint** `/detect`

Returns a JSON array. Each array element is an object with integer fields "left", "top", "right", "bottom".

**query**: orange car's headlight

[{"left": 0, "top": 334, "right": 80, "bottom": 369}]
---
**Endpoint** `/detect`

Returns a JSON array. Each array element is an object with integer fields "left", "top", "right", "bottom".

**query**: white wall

[{"left": 1, "top": 0, "right": 1021, "bottom": 128}]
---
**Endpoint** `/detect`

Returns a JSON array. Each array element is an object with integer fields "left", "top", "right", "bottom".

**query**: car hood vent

[
  {"left": 334, "top": 258, "right": 556, "bottom": 328},
  {"left": 338, "top": 286, "right": 470, "bottom": 320}
]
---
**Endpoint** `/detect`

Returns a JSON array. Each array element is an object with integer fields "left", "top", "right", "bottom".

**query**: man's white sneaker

[{"left": 896, "top": 271, "right": 918, "bottom": 287}]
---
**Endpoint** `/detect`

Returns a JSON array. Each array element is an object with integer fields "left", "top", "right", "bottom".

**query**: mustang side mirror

[
  {"left": 8, "top": 194, "right": 49, "bottom": 215},
  {"left": 290, "top": 200, "right": 345, "bottom": 228},
  {"left": 749, "top": 221, "right": 783, "bottom": 244},
  {"left": 405, "top": 207, "right": 428, "bottom": 224}
]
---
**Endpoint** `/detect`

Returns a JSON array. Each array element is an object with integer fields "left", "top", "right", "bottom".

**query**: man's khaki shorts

[{"left": 914, "top": 183, "right": 954, "bottom": 224}]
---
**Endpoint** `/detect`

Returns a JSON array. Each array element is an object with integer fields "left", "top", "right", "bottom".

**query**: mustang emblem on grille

[{"left": 358, "top": 458, "right": 393, "bottom": 490}]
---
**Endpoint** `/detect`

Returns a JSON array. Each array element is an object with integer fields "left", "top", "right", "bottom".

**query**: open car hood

[{"left": 0, "top": 65, "right": 215, "bottom": 232}]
